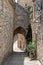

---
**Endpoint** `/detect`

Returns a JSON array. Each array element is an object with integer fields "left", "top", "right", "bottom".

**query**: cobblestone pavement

[{"left": 4, "top": 52, "right": 41, "bottom": 65}]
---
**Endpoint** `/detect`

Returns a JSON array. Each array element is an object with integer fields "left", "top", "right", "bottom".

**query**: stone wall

[
  {"left": 0, "top": 0, "right": 14, "bottom": 65},
  {"left": 0, "top": 0, "right": 43, "bottom": 65},
  {"left": 14, "top": 3, "right": 29, "bottom": 34},
  {"left": 32, "top": 0, "right": 43, "bottom": 65},
  {"left": 37, "top": 9, "right": 43, "bottom": 65},
  {"left": 18, "top": 0, "right": 32, "bottom": 8}
]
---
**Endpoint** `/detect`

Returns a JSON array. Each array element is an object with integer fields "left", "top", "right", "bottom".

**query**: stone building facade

[
  {"left": 17, "top": 0, "right": 33, "bottom": 7},
  {"left": 13, "top": 3, "right": 29, "bottom": 51},
  {"left": 0, "top": 0, "right": 43, "bottom": 65},
  {"left": 0, "top": 0, "right": 14, "bottom": 65},
  {"left": 35, "top": 0, "right": 43, "bottom": 65},
  {"left": 14, "top": 0, "right": 32, "bottom": 8},
  {"left": 31, "top": 0, "right": 43, "bottom": 65},
  {"left": 0, "top": 0, "right": 29, "bottom": 64},
  {"left": 14, "top": 3, "right": 29, "bottom": 34}
]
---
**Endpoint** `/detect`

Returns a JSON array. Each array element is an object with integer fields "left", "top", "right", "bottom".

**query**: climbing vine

[{"left": 28, "top": 6, "right": 33, "bottom": 22}]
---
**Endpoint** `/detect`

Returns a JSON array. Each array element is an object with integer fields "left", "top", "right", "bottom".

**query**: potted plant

[{"left": 26, "top": 40, "right": 36, "bottom": 60}]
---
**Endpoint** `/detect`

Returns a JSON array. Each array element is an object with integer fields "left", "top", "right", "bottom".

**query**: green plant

[
  {"left": 26, "top": 40, "right": 36, "bottom": 54},
  {"left": 27, "top": 6, "right": 33, "bottom": 21}
]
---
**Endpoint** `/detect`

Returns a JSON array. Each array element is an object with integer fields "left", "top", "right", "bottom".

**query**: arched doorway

[{"left": 13, "top": 27, "right": 26, "bottom": 52}]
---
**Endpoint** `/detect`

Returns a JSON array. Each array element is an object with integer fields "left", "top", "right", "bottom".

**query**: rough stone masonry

[
  {"left": 0, "top": 0, "right": 43, "bottom": 65},
  {"left": 0, "top": 0, "right": 14, "bottom": 65}
]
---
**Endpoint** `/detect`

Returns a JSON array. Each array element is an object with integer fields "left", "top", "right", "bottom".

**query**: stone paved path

[{"left": 4, "top": 52, "right": 41, "bottom": 65}]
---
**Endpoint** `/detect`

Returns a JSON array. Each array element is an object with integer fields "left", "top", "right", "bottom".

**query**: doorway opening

[
  {"left": 26, "top": 24, "right": 32, "bottom": 43},
  {"left": 13, "top": 27, "right": 26, "bottom": 52}
]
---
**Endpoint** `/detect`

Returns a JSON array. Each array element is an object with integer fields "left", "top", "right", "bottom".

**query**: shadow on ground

[{"left": 4, "top": 52, "right": 27, "bottom": 65}]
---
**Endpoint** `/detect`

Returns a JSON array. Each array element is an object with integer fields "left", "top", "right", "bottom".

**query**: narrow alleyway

[
  {"left": 13, "top": 32, "right": 26, "bottom": 52},
  {"left": 4, "top": 52, "right": 41, "bottom": 65}
]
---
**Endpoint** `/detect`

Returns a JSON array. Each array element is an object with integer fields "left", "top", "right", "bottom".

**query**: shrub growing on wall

[
  {"left": 26, "top": 40, "right": 37, "bottom": 59},
  {"left": 26, "top": 40, "right": 36, "bottom": 53},
  {"left": 28, "top": 6, "right": 33, "bottom": 22}
]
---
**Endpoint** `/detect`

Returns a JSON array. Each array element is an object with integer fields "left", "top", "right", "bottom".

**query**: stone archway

[{"left": 13, "top": 27, "right": 26, "bottom": 52}]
